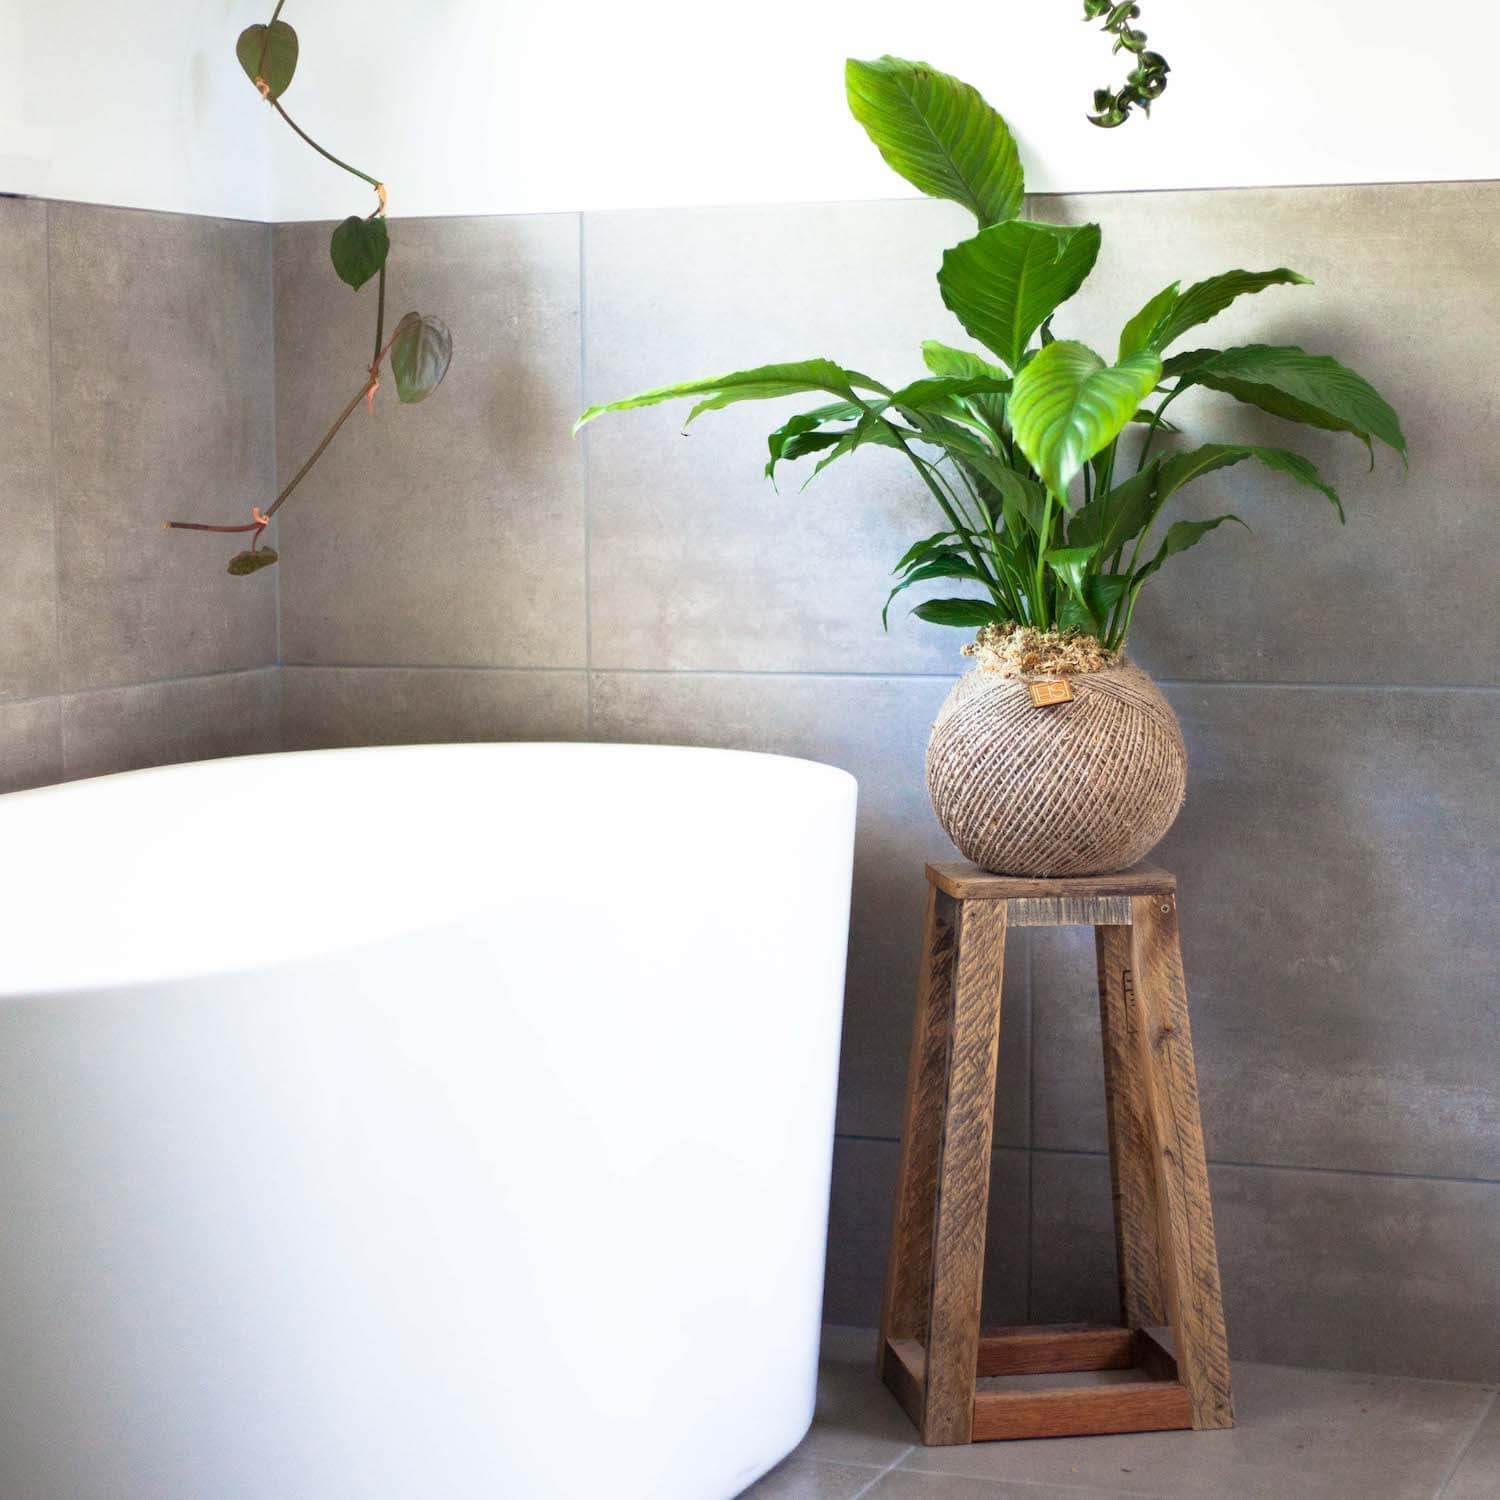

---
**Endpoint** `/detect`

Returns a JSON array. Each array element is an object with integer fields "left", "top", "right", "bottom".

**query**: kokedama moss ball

[{"left": 927, "top": 660, "right": 1187, "bottom": 877}]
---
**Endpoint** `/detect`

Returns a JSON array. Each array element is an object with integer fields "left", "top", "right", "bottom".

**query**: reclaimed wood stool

[{"left": 878, "top": 860, "right": 1233, "bottom": 1444}]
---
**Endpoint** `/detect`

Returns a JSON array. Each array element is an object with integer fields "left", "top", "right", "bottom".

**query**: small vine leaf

[
  {"left": 330, "top": 216, "right": 390, "bottom": 291},
  {"left": 390, "top": 313, "right": 453, "bottom": 404},
  {"left": 227, "top": 547, "right": 279, "bottom": 577},
  {"left": 235, "top": 21, "right": 299, "bottom": 100}
]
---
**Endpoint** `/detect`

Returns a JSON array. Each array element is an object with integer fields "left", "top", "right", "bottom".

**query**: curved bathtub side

[{"left": 0, "top": 751, "right": 857, "bottom": 1500}]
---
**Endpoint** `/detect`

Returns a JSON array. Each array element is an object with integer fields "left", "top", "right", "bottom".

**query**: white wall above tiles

[
  {"left": 2, "top": 0, "right": 271, "bottom": 221},
  {"left": 7, "top": 0, "right": 1495, "bottom": 222}
]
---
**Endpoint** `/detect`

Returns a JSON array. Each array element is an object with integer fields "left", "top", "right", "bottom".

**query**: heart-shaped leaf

[
  {"left": 227, "top": 547, "right": 279, "bottom": 577},
  {"left": 329, "top": 216, "right": 390, "bottom": 291},
  {"left": 235, "top": 21, "right": 298, "bottom": 100},
  {"left": 390, "top": 313, "right": 453, "bottom": 404}
]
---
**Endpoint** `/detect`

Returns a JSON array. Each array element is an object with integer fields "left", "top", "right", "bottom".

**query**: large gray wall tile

[
  {"left": 48, "top": 204, "right": 276, "bottom": 690},
  {"left": 1031, "top": 1151, "right": 1500, "bottom": 1382},
  {"left": 1033, "top": 683, "right": 1499, "bottom": 1180},
  {"left": 61, "top": 669, "right": 280, "bottom": 782},
  {"left": 1032, "top": 181, "right": 1497, "bottom": 686},
  {"left": 582, "top": 199, "right": 989, "bottom": 675},
  {"left": 273, "top": 215, "right": 585, "bottom": 669},
  {"left": 0, "top": 199, "right": 58, "bottom": 703},
  {"left": 824, "top": 1138, "right": 1029, "bottom": 1330},
  {"left": 0, "top": 699, "right": 63, "bottom": 794},
  {"left": 281, "top": 666, "right": 588, "bottom": 749},
  {"left": 589, "top": 670, "right": 1029, "bottom": 1146},
  {"left": 1442, "top": 1397, "right": 1500, "bottom": 1500}
]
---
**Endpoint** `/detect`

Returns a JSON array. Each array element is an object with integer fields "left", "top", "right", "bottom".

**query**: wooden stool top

[{"left": 925, "top": 861, "right": 1177, "bottom": 928}]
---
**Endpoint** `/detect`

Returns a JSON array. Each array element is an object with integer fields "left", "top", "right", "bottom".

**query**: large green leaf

[
  {"left": 1155, "top": 442, "right": 1344, "bottom": 520},
  {"left": 845, "top": 56, "right": 1023, "bottom": 227},
  {"left": 390, "top": 313, "right": 452, "bottom": 404},
  {"left": 575, "top": 360, "right": 883, "bottom": 432},
  {"left": 939, "top": 221, "right": 1102, "bottom": 372},
  {"left": 1121, "top": 269, "right": 1311, "bottom": 356},
  {"left": 884, "top": 552, "right": 989, "bottom": 627},
  {"left": 888, "top": 374, "right": 1012, "bottom": 409},
  {"left": 236, "top": 20, "right": 298, "bottom": 99},
  {"left": 1010, "top": 340, "right": 1162, "bottom": 500},
  {"left": 764, "top": 402, "right": 866, "bottom": 480},
  {"left": 1176, "top": 344, "right": 1406, "bottom": 461},
  {"left": 1066, "top": 460, "right": 1160, "bottom": 555},
  {"left": 329, "top": 216, "right": 389, "bottom": 291},
  {"left": 1058, "top": 573, "right": 1128, "bottom": 634},
  {"left": 920, "top": 341, "right": 1009, "bottom": 382},
  {"left": 910, "top": 598, "right": 1004, "bottom": 628},
  {"left": 803, "top": 411, "right": 904, "bottom": 484}
]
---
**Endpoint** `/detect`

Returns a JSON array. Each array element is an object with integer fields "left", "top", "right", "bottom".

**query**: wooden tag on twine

[{"left": 1027, "top": 678, "right": 1074, "bottom": 708}]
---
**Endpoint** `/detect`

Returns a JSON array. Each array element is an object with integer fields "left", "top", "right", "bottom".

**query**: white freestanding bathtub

[{"left": 0, "top": 743, "right": 857, "bottom": 1500}]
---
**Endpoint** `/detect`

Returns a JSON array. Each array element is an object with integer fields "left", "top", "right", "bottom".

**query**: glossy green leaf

[
  {"left": 888, "top": 374, "right": 1012, "bottom": 408},
  {"left": 846, "top": 56, "right": 1023, "bottom": 226},
  {"left": 1010, "top": 340, "right": 1162, "bottom": 500},
  {"left": 575, "top": 360, "right": 883, "bottom": 432},
  {"left": 1134, "top": 513, "right": 1248, "bottom": 584},
  {"left": 235, "top": 21, "right": 298, "bottom": 99},
  {"left": 1058, "top": 573, "right": 1129, "bottom": 634},
  {"left": 329, "top": 216, "right": 390, "bottom": 291},
  {"left": 1155, "top": 442, "right": 1344, "bottom": 520},
  {"left": 1043, "top": 542, "right": 1104, "bottom": 600},
  {"left": 1176, "top": 344, "right": 1407, "bottom": 461},
  {"left": 892, "top": 529, "right": 965, "bottom": 575},
  {"left": 884, "top": 552, "right": 989, "bottom": 628},
  {"left": 803, "top": 411, "right": 904, "bottom": 484},
  {"left": 920, "top": 341, "right": 1009, "bottom": 382},
  {"left": 1121, "top": 269, "right": 1309, "bottom": 356},
  {"left": 1066, "top": 460, "right": 1160, "bottom": 555},
  {"left": 227, "top": 547, "right": 279, "bottom": 576},
  {"left": 390, "top": 313, "right": 452, "bottom": 405},
  {"left": 764, "top": 402, "right": 866, "bottom": 480},
  {"left": 910, "top": 598, "right": 1004, "bottom": 628},
  {"left": 939, "top": 221, "right": 1102, "bottom": 371}
]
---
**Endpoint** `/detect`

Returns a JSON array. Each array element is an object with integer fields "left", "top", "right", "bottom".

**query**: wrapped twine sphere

[{"left": 926, "top": 660, "right": 1187, "bottom": 877}]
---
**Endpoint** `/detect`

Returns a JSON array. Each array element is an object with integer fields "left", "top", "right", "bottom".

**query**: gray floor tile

[
  {"left": 1032, "top": 684, "right": 1500, "bottom": 1182},
  {"left": 867, "top": 1472, "right": 1111, "bottom": 1498},
  {"left": 0, "top": 698, "right": 63, "bottom": 794},
  {"left": 790, "top": 1326, "right": 917, "bottom": 1470},
  {"left": 274, "top": 214, "right": 586, "bottom": 669},
  {"left": 61, "top": 669, "right": 280, "bottom": 781},
  {"left": 0, "top": 198, "right": 57, "bottom": 703},
  {"left": 49, "top": 204, "right": 277, "bottom": 690},
  {"left": 897, "top": 1358, "right": 1491, "bottom": 1497},
  {"left": 280, "top": 666, "right": 588, "bottom": 749},
  {"left": 1030, "top": 181, "right": 1498, "bottom": 687},
  {"left": 1030, "top": 1153, "right": 1500, "bottom": 1382},
  {"left": 589, "top": 669, "right": 1029, "bottom": 1146},
  {"left": 738, "top": 1456, "right": 887, "bottom": 1499},
  {"left": 582, "top": 197, "right": 990, "bottom": 676},
  {"left": 824, "top": 1145, "right": 1029, "bottom": 1331},
  {"left": 1441, "top": 1392, "right": 1500, "bottom": 1498}
]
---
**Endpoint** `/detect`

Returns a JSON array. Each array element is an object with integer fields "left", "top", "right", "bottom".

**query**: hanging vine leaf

[
  {"left": 227, "top": 548, "right": 279, "bottom": 577},
  {"left": 329, "top": 216, "right": 390, "bottom": 291},
  {"left": 235, "top": 21, "right": 299, "bottom": 100},
  {"left": 390, "top": 314, "right": 453, "bottom": 404}
]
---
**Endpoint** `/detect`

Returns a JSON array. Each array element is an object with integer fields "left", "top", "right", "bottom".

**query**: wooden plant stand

[{"left": 878, "top": 861, "right": 1234, "bottom": 1444}]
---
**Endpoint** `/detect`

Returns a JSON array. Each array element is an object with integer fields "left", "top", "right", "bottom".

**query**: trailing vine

[
  {"left": 167, "top": 1, "right": 453, "bottom": 576},
  {"left": 1082, "top": 1, "right": 1170, "bottom": 129}
]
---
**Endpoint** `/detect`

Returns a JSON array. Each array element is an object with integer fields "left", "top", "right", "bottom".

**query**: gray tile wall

[
  {"left": 6, "top": 180, "right": 1496, "bottom": 1383},
  {"left": 0, "top": 197, "right": 280, "bottom": 791}
]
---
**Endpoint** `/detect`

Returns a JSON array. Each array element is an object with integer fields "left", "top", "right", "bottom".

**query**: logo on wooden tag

[{"left": 1027, "top": 679, "right": 1074, "bottom": 708}]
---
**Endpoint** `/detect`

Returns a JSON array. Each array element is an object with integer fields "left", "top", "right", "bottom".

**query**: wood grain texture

[
  {"left": 921, "top": 898, "right": 1009, "bottom": 1445},
  {"left": 879, "top": 886, "right": 959, "bottom": 1354},
  {"left": 970, "top": 1382, "right": 1193, "bottom": 1441},
  {"left": 1096, "top": 923, "right": 1169, "bottom": 1329},
  {"left": 976, "top": 1325, "right": 1134, "bottom": 1377},
  {"left": 926, "top": 861, "right": 1175, "bottom": 901},
  {"left": 1128, "top": 894, "right": 1235, "bottom": 1431},
  {"left": 882, "top": 1338, "right": 927, "bottom": 1432},
  {"left": 1005, "top": 895, "right": 1133, "bottom": 927}
]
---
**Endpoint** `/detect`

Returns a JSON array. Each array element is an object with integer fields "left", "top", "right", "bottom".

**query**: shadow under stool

[{"left": 878, "top": 860, "right": 1235, "bottom": 1444}]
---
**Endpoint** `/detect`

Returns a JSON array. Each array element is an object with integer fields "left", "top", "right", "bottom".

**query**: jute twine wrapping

[{"left": 926, "top": 659, "right": 1187, "bottom": 877}]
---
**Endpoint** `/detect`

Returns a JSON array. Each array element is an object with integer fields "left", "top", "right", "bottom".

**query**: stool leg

[
  {"left": 1095, "top": 924, "right": 1168, "bottom": 1329},
  {"left": 1127, "top": 894, "right": 1235, "bottom": 1431},
  {"left": 880, "top": 885, "right": 960, "bottom": 1361},
  {"left": 921, "top": 899, "right": 1008, "bottom": 1445}
]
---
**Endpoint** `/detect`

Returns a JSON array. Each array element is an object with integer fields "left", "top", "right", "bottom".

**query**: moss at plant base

[{"left": 961, "top": 623, "right": 1118, "bottom": 679}]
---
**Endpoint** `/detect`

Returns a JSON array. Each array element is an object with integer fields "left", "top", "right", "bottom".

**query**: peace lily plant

[{"left": 575, "top": 56, "right": 1405, "bottom": 652}]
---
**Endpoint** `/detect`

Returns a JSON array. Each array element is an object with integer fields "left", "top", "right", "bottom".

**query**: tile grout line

[
  {"left": 830, "top": 1135, "right": 1500, "bottom": 1190},
  {"left": 1432, "top": 1384, "right": 1498, "bottom": 1498},
  {"left": 44, "top": 199, "right": 68, "bottom": 776},
  {"left": 578, "top": 211, "right": 593, "bottom": 738},
  {"left": 848, "top": 1443, "right": 916, "bottom": 1498}
]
